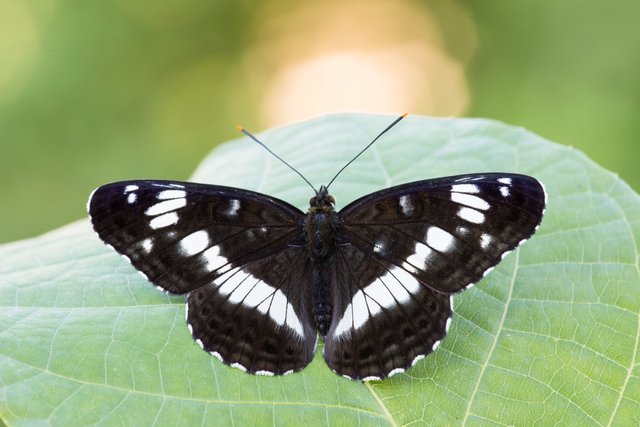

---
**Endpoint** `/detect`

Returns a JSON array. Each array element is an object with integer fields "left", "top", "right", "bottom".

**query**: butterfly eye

[
  {"left": 309, "top": 195, "right": 317, "bottom": 206},
  {"left": 326, "top": 195, "right": 335, "bottom": 205}
]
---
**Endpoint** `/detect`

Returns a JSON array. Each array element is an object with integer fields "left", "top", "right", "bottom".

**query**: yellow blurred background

[{"left": 1, "top": 0, "right": 638, "bottom": 243}]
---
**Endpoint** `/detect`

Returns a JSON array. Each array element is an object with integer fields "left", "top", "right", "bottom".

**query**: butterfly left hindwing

[{"left": 186, "top": 245, "right": 317, "bottom": 375}]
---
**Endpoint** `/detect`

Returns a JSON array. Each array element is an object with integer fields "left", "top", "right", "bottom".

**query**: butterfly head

[{"left": 309, "top": 185, "right": 335, "bottom": 209}]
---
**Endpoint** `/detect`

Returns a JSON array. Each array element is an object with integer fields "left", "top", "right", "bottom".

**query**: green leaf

[{"left": 1, "top": 114, "right": 638, "bottom": 426}]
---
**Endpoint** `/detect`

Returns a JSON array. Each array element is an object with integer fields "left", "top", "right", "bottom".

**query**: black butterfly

[{"left": 88, "top": 116, "right": 546, "bottom": 381}]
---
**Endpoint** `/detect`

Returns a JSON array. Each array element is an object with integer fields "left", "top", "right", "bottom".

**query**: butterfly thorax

[{"left": 305, "top": 185, "right": 338, "bottom": 336}]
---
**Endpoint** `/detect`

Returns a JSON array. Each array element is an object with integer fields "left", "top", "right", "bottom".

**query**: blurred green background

[{"left": 1, "top": 0, "right": 638, "bottom": 243}]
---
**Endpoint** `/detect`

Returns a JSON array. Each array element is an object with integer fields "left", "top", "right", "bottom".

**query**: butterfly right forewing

[{"left": 338, "top": 173, "right": 546, "bottom": 295}]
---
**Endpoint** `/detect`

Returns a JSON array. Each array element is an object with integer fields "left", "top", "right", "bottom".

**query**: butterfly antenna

[
  {"left": 326, "top": 113, "right": 408, "bottom": 189},
  {"left": 237, "top": 125, "right": 318, "bottom": 194}
]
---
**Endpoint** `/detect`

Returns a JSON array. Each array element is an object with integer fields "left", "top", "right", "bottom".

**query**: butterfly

[{"left": 88, "top": 115, "right": 546, "bottom": 381}]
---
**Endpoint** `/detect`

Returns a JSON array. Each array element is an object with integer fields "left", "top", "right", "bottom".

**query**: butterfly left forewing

[{"left": 89, "top": 180, "right": 305, "bottom": 294}]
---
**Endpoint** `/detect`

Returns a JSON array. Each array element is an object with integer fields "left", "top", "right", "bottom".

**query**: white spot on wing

[
  {"left": 500, "top": 186, "right": 510, "bottom": 197},
  {"left": 267, "top": 290, "right": 289, "bottom": 325},
  {"left": 480, "top": 233, "right": 492, "bottom": 249},
  {"left": 426, "top": 226, "right": 455, "bottom": 252},
  {"left": 451, "top": 183, "right": 479, "bottom": 193},
  {"left": 124, "top": 185, "right": 139, "bottom": 193},
  {"left": 456, "top": 226, "right": 469, "bottom": 236},
  {"left": 405, "top": 242, "right": 433, "bottom": 271},
  {"left": 215, "top": 268, "right": 305, "bottom": 337},
  {"left": 457, "top": 207, "right": 485, "bottom": 224},
  {"left": 285, "top": 302, "right": 304, "bottom": 336},
  {"left": 540, "top": 179, "right": 548, "bottom": 204},
  {"left": 399, "top": 195, "right": 414, "bottom": 216},
  {"left": 255, "top": 370, "right": 275, "bottom": 376},
  {"left": 347, "top": 292, "right": 369, "bottom": 333},
  {"left": 230, "top": 362, "right": 247, "bottom": 372},
  {"left": 482, "top": 266, "right": 495, "bottom": 277},
  {"left": 217, "top": 269, "right": 251, "bottom": 298},
  {"left": 127, "top": 193, "right": 137, "bottom": 204},
  {"left": 157, "top": 189, "right": 186, "bottom": 200},
  {"left": 149, "top": 212, "right": 179, "bottom": 229},
  {"left": 411, "top": 354, "right": 425, "bottom": 366},
  {"left": 501, "top": 249, "right": 513, "bottom": 260},
  {"left": 145, "top": 198, "right": 187, "bottom": 216},
  {"left": 86, "top": 188, "right": 98, "bottom": 213},
  {"left": 367, "top": 275, "right": 410, "bottom": 306},
  {"left": 179, "top": 230, "right": 210, "bottom": 256},
  {"left": 387, "top": 368, "right": 405, "bottom": 377},
  {"left": 498, "top": 177, "right": 512, "bottom": 185},
  {"left": 243, "top": 281, "right": 275, "bottom": 309},
  {"left": 140, "top": 238, "right": 154, "bottom": 253},
  {"left": 451, "top": 192, "right": 490, "bottom": 210},
  {"left": 333, "top": 265, "right": 421, "bottom": 337},
  {"left": 363, "top": 375, "right": 382, "bottom": 381},
  {"left": 201, "top": 245, "right": 229, "bottom": 273},
  {"left": 334, "top": 306, "right": 354, "bottom": 338},
  {"left": 373, "top": 238, "right": 386, "bottom": 254},
  {"left": 228, "top": 276, "right": 259, "bottom": 306},
  {"left": 225, "top": 199, "right": 241, "bottom": 218}
]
